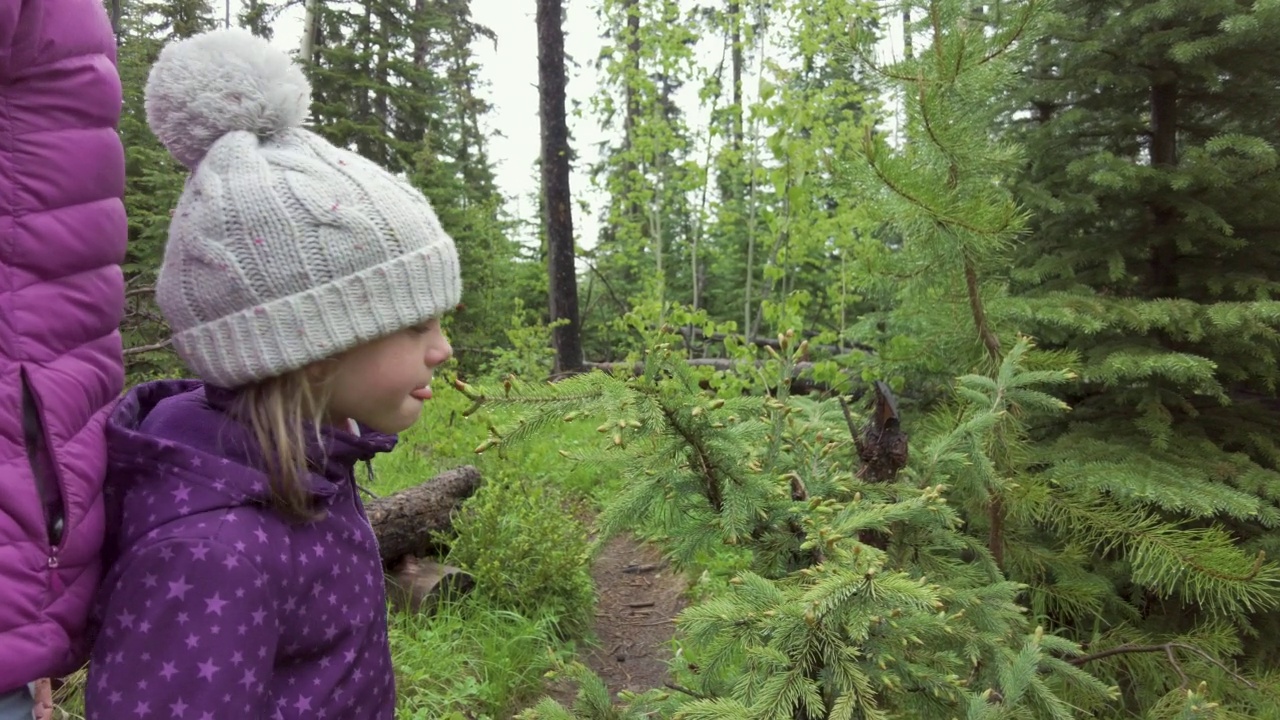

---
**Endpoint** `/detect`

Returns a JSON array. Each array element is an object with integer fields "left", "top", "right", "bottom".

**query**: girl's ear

[{"left": 304, "top": 357, "right": 340, "bottom": 385}]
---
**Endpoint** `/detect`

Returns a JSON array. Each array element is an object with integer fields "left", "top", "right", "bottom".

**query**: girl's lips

[{"left": 410, "top": 386, "right": 433, "bottom": 400}]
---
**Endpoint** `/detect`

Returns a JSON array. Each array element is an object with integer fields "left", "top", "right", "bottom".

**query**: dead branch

[
  {"left": 123, "top": 339, "right": 174, "bottom": 356},
  {"left": 1068, "top": 642, "right": 1257, "bottom": 691},
  {"left": 855, "top": 381, "right": 908, "bottom": 483}
]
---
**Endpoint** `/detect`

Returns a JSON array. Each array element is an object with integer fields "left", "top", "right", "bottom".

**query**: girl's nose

[{"left": 426, "top": 333, "right": 453, "bottom": 367}]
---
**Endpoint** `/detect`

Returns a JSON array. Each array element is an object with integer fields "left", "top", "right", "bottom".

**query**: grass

[
  {"left": 389, "top": 601, "right": 573, "bottom": 719},
  {"left": 371, "top": 379, "right": 606, "bottom": 500},
  {"left": 372, "top": 381, "right": 607, "bottom": 718}
]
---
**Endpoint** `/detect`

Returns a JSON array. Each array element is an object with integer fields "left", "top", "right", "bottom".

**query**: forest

[{"left": 86, "top": 0, "right": 1280, "bottom": 718}]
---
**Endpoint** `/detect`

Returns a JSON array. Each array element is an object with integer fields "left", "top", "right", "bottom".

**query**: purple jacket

[
  {"left": 0, "top": 0, "right": 126, "bottom": 688},
  {"left": 87, "top": 381, "right": 397, "bottom": 719}
]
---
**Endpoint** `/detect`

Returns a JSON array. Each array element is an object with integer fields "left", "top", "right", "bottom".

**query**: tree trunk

[
  {"left": 364, "top": 465, "right": 482, "bottom": 563},
  {"left": 374, "top": 11, "right": 392, "bottom": 167},
  {"left": 728, "top": 0, "right": 744, "bottom": 153},
  {"left": 622, "top": 0, "right": 643, "bottom": 230},
  {"left": 536, "top": 0, "right": 585, "bottom": 373},
  {"left": 300, "top": 0, "right": 321, "bottom": 65},
  {"left": 1149, "top": 78, "right": 1179, "bottom": 296},
  {"left": 902, "top": 6, "right": 912, "bottom": 59},
  {"left": 412, "top": 0, "right": 430, "bottom": 68}
]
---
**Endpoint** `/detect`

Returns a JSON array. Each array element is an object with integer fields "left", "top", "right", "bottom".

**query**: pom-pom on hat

[{"left": 145, "top": 27, "right": 462, "bottom": 388}]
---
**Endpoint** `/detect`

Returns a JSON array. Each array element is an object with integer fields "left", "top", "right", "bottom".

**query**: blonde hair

[{"left": 229, "top": 368, "right": 335, "bottom": 522}]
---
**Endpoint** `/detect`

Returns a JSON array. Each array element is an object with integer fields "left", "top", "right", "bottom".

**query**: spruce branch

[
  {"left": 1042, "top": 495, "right": 1279, "bottom": 612},
  {"left": 664, "top": 682, "right": 710, "bottom": 700},
  {"left": 655, "top": 395, "right": 727, "bottom": 513}
]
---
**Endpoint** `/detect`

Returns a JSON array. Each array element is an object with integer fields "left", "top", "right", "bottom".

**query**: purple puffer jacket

[{"left": 0, "top": 0, "right": 126, "bottom": 688}]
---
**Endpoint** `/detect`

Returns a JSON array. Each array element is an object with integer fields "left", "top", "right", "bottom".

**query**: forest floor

[{"left": 544, "top": 532, "right": 688, "bottom": 708}]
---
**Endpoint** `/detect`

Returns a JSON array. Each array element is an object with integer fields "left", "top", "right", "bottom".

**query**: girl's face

[{"left": 325, "top": 318, "right": 453, "bottom": 434}]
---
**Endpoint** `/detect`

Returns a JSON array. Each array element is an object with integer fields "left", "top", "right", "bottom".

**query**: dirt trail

[{"left": 544, "top": 533, "right": 688, "bottom": 708}]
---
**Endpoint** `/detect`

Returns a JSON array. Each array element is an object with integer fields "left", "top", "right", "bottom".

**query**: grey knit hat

[{"left": 145, "top": 27, "right": 462, "bottom": 388}]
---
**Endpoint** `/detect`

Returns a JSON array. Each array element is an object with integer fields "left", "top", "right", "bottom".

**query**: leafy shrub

[
  {"left": 481, "top": 298, "right": 567, "bottom": 382},
  {"left": 447, "top": 475, "right": 595, "bottom": 637}
]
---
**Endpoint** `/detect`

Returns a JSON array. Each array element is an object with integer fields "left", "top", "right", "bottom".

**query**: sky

[{"left": 236, "top": 1, "right": 905, "bottom": 251}]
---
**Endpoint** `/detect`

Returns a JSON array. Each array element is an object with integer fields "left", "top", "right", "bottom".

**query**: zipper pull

[{"left": 48, "top": 553, "right": 64, "bottom": 593}]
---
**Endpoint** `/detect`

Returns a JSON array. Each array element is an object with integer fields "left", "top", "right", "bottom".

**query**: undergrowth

[{"left": 373, "top": 377, "right": 606, "bottom": 719}]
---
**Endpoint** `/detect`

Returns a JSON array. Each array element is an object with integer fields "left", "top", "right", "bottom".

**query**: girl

[
  {"left": 85, "top": 28, "right": 460, "bottom": 719},
  {"left": 0, "top": 2, "right": 127, "bottom": 719}
]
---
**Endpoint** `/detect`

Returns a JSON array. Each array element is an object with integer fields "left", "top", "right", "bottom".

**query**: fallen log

[
  {"left": 365, "top": 464, "right": 482, "bottom": 564},
  {"left": 582, "top": 359, "right": 842, "bottom": 395},
  {"left": 585, "top": 358, "right": 813, "bottom": 379},
  {"left": 676, "top": 327, "right": 876, "bottom": 357}
]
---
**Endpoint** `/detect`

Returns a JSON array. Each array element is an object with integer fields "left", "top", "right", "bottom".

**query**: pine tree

[
  {"left": 999, "top": 0, "right": 1280, "bottom": 712},
  {"left": 236, "top": 0, "right": 275, "bottom": 37},
  {"left": 113, "top": 0, "right": 218, "bottom": 380},
  {"left": 304, "top": 0, "right": 523, "bottom": 372}
]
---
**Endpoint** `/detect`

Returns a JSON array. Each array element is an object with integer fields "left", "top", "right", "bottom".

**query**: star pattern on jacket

[{"left": 86, "top": 382, "right": 397, "bottom": 719}]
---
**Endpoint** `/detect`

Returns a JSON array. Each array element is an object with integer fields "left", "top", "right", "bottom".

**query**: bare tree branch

[
  {"left": 1068, "top": 642, "right": 1257, "bottom": 691},
  {"left": 123, "top": 339, "right": 174, "bottom": 357}
]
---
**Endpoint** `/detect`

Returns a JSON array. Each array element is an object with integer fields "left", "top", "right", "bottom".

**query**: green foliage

[
  {"left": 481, "top": 299, "right": 569, "bottom": 381},
  {"left": 371, "top": 389, "right": 604, "bottom": 719},
  {"left": 583, "top": 0, "right": 883, "bottom": 359},
  {"left": 460, "top": 329, "right": 1118, "bottom": 719},
  {"left": 390, "top": 601, "right": 570, "bottom": 720},
  {"left": 517, "top": 661, "right": 681, "bottom": 720},
  {"left": 589, "top": 0, "right": 700, "bottom": 294},
  {"left": 445, "top": 474, "right": 596, "bottom": 637},
  {"left": 372, "top": 388, "right": 601, "bottom": 640},
  {"left": 991, "top": 0, "right": 1280, "bottom": 708}
]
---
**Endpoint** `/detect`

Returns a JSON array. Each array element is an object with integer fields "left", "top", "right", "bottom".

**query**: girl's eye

[{"left": 409, "top": 320, "right": 435, "bottom": 334}]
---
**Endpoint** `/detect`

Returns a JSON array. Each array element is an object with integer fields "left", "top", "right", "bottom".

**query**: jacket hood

[{"left": 103, "top": 380, "right": 396, "bottom": 549}]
